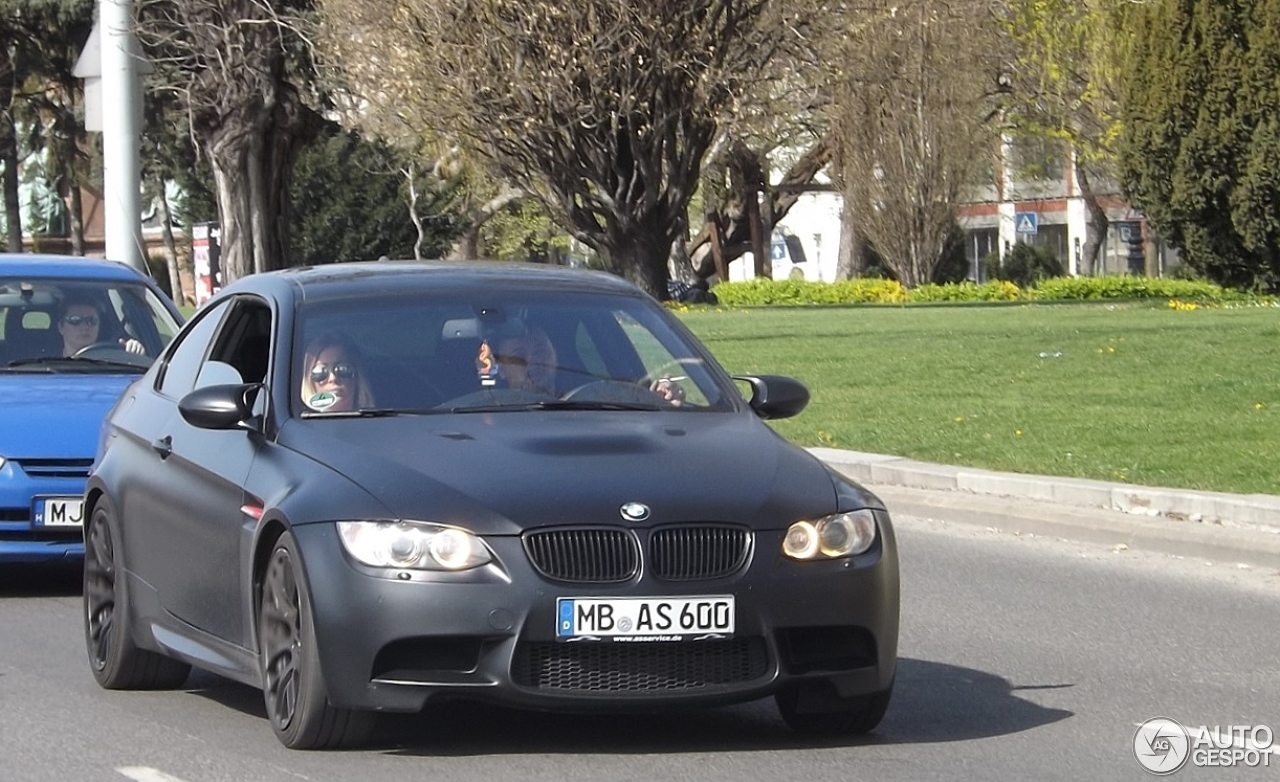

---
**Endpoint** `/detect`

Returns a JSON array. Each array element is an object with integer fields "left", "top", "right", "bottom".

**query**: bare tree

[
  {"left": 135, "top": 0, "right": 325, "bottom": 282},
  {"left": 317, "top": 0, "right": 817, "bottom": 298},
  {"left": 829, "top": 0, "right": 1003, "bottom": 287}
]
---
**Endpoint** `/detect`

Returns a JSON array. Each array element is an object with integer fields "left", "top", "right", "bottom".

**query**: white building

[{"left": 732, "top": 136, "right": 1172, "bottom": 283}]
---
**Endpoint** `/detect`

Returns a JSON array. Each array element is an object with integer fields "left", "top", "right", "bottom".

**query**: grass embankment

[{"left": 678, "top": 301, "right": 1280, "bottom": 496}]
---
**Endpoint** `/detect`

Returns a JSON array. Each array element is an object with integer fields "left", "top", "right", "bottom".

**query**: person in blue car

[{"left": 57, "top": 294, "right": 144, "bottom": 356}]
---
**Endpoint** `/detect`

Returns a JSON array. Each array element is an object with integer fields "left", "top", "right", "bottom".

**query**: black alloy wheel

[
  {"left": 83, "top": 501, "right": 190, "bottom": 689},
  {"left": 259, "top": 531, "right": 372, "bottom": 749}
]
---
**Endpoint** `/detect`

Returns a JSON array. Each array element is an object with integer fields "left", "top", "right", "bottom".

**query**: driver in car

[
  {"left": 57, "top": 295, "right": 144, "bottom": 357},
  {"left": 496, "top": 327, "right": 685, "bottom": 406}
]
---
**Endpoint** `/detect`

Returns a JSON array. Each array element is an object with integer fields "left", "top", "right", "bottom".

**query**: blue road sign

[{"left": 1015, "top": 212, "right": 1038, "bottom": 235}]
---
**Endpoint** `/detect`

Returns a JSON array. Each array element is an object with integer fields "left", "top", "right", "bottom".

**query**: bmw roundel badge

[{"left": 620, "top": 502, "right": 650, "bottom": 522}]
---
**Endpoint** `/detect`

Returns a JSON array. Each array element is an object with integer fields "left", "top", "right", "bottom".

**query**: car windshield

[
  {"left": 293, "top": 289, "right": 740, "bottom": 416},
  {"left": 0, "top": 277, "right": 181, "bottom": 371}
]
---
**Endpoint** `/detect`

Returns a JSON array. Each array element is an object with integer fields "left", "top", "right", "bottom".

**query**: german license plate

[
  {"left": 556, "top": 596, "right": 734, "bottom": 640},
  {"left": 34, "top": 497, "right": 85, "bottom": 528}
]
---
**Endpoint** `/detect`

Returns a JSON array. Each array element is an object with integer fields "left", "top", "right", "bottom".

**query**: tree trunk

[
  {"left": 68, "top": 184, "right": 84, "bottom": 255},
  {"left": 448, "top": 226, "right": 481, "bottom": 260},
  {"left": 1076, "top": 164, "right": 1108, "bottom": 276},
  {"left": 207, "top": 130, "right": 255, "bottom": 282},
  {"left": 447, "top": 188, "right": 522, "bottom": 260},
  {"left": 0, "top": 44, "right": 21, "bottom": 252},
  {"left": 158, "top": 187, "right": 182, "bottom": 300},
  {"left": 609, "top": 235, "right": 670, "bottom": 300},
  {"left": 199, "top": 88, "right": 318, "bottom": 282},
  {"left": 836, "top": 188, "right": 860, "bottom": 280}
]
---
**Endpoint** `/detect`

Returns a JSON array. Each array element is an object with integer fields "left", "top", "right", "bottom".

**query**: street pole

[{"left": 98, "top": 0, "right": 146, "bottom": 273}]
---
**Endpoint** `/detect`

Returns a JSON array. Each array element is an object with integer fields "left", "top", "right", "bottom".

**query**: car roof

[
  {"left": 0, "top": 253, "right": 153, "bottom": 282},
  {"left": 222, "top": 261, "right": 645, "bottom": 303}
]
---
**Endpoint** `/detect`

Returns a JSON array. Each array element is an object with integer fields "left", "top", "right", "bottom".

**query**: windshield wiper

[
  {"left": 4, "top": 356, "right": 146, "bottom": 372},
  {"left": 451, "top": 400, "right": 663, "bottom": 413},
  {"left": 300, "top": 407, "right": 449, "bottom": 418}
]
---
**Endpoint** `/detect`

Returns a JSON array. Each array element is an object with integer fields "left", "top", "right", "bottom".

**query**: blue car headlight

[
  {"left": 782, "top": 509, "right": 877, "bottom": 560},
  {"left": 337, "top": 520, "right": 492, "bottom": 571}
]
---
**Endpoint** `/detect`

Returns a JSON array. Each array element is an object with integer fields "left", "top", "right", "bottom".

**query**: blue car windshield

[
  {"left": 0, "top": 277, "right": 182, "bottom": 370},
  {"left": 293, "top": 290, "right": 741, "bottom": 416}
]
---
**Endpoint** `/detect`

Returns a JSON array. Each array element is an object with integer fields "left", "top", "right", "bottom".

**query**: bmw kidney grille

[{"left": 522, "top": 525, "right": 752, "bottom": 583}]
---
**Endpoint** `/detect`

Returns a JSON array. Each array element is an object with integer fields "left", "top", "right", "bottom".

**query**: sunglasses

[
  {"left": 310, "top": 363, "right": 357, "bottom": 383},
  {"left": 62, "top": 315, "right": 99, "bottom": 327}
]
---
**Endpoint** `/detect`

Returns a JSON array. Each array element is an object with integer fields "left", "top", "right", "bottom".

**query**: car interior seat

[{"left": 2, "top": 307, "right": 60, "bottom": 362}]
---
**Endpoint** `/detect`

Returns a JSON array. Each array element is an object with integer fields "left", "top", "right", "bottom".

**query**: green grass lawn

[{"left": 677, "top": 301, "right": 1280, "bottom": 496}]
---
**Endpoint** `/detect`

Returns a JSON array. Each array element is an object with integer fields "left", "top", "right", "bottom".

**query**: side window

[
  {"left": 207, "top": 299, "right": 272, "bottom": 383},
  {"left": 158, "top": 300, "right": 231, "bottom": 399}
]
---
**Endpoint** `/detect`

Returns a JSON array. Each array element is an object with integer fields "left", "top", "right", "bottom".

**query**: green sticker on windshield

[{"left": 308, "top": 391, "right": 337, "bottom": 410}]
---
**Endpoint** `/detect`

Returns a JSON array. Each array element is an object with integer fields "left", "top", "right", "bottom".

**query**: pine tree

[{"left": 1121, "top": 0, "right": 1280, "bottom": 290}]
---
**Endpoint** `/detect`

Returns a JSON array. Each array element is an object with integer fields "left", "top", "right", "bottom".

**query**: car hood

[
  {"left": 0, "top": 373, "right": 135, "bottom": 458},
  {"left": 277, "top": 412, "right": 881, "bottom": 535}
]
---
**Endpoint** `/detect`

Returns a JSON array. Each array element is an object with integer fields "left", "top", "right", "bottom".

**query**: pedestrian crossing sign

[{"left": 1015, "top": 212, "right": 1038, "bottom": 235}]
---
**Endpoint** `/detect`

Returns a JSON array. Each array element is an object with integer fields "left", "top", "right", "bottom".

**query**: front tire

[
  {"left": 83, "top": 501, "right": 191, "bottom": 689},
  {"left": 776, "top": 677, "right": 894, "bottom": 735},
  {"left": 259, "top": 531, "right": 372, "bottom": 749}
]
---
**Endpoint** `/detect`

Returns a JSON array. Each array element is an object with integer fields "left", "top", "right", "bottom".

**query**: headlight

[
  {"left": 782, "top": 510, "right": 877, "bottom": 560},
  {"left": 336, "top": 520, "right": 492, "bottom": 571}
]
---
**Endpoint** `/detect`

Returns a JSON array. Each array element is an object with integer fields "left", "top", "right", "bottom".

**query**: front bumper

[
  {"left": 292, "top": 517, "right": 900, "bottom": 713},
  {"left": 0, "top": 465, "right": 86, "bottom": 564}
]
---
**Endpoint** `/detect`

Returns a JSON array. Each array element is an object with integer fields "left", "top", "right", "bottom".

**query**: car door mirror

[
  {"left": 179, "top": 383, "right": 260, "bottom": 430},
  {"left": 732, "top": 374, "right": 810, "bottom": 420}
]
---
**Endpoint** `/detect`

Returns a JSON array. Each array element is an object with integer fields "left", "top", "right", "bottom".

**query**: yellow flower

[
  {"left": 1015, "top": 429, "right": 1023, "bottom": 436},
  {"left": 953, "top": 416, "right": 964, "bottom": 422},
  {"left": 1256, "top": 403, "right": 1265, "bottom": 410}
]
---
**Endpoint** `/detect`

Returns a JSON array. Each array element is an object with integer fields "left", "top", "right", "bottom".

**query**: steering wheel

[
  {"left": 71, "top": 341, "right": 126, "bottom": 358},
  {"left": 559, "top": 378, "right": 672, "bottom": 406}
]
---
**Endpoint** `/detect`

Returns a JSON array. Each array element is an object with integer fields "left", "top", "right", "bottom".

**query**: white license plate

[
  {"left": 35, "top": 497, "right": 85, "bottom": 528},
  {"left": 556, "top": 596, "right": 734, "bottom": 640}
]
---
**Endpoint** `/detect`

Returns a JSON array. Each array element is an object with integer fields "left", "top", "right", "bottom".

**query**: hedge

[{"left": 704, "top": 275, "right": 1273, "bottom": 307}]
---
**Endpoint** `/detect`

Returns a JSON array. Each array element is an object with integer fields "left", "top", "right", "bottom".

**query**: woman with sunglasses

[
  {"left": 300, "top": 334, "right": 376, "bottom": 412},
  {"left": 57, "top": 294, "right": 144, "bottom": 357}
]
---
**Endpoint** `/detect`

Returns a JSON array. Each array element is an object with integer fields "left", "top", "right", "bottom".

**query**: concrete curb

[{"left": 809, "top": 447, "right": 1280, "bottom": 569}]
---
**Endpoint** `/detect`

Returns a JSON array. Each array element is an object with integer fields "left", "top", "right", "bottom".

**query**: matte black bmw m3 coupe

[{"left": 83, "top": 261, "right": 899, "bottom": 749}]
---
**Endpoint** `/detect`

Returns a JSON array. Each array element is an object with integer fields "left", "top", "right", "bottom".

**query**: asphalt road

[{"left": 1, "top": 502, "right": 1276, "bottom": 782}]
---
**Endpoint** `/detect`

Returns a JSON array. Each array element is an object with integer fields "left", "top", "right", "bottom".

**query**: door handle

[{"left": 151, "top": 435, "right": 172, "bottom": 458}]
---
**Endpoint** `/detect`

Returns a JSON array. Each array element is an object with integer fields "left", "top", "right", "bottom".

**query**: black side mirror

[
  {"left": 733, "top": 374, "right": 810, "bottom": 420},
  {"left": 179, "top": 383, "right": 260, "bottom": 430}
]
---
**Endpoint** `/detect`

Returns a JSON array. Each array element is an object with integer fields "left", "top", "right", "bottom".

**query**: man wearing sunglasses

[{"left": 57, "top": 295, "right": 144, "bottom": 357}]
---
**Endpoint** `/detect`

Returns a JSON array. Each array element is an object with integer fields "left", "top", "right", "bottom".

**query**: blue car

[{"left": 0, "top": 254, "right": 184, "bottom": 564}]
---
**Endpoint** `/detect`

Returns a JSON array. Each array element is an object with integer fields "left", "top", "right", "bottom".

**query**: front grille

[
  {"left": 14, "top": 458, "right": 93, "bottom": 479},
  {"left": 513, "top": 638, "right": 768, "bottom": 692},
  {"left": 650, "top": 525, "right": 751, "bottom": 581},
  {"left": 524, "top": 528, "right": 639, "bottom": 583}
]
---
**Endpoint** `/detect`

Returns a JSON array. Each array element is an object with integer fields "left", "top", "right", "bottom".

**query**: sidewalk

[{"left": 809, "top": 447, "right": 1280, "bottom": 571}]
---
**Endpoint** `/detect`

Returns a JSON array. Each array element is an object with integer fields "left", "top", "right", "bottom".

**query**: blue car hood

[
  {"left": 0, "top": 374, "right": 135, "bottom": 458},
  {"left": 277, "top": 412, "right": 881, "bottom": 534}
]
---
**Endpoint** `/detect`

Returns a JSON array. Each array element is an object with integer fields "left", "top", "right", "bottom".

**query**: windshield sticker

[{"left": 308, "top": 391, "right": 337, "bottom": 410}]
